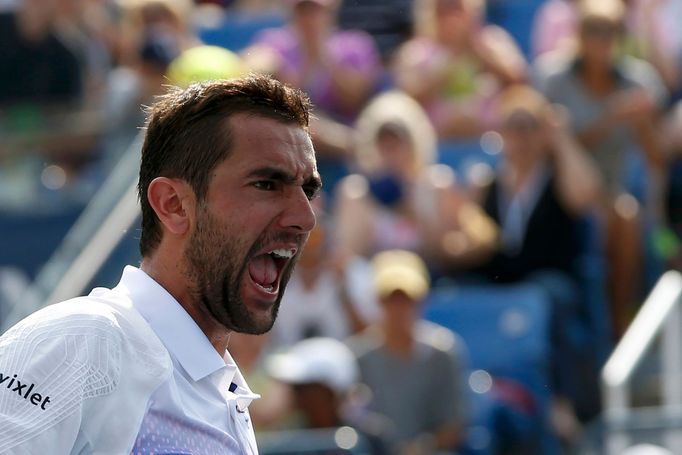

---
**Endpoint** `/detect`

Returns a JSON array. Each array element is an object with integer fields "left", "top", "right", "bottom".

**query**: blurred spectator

[
  {"left": 349, "top": 250, "right": 468, "bottom": 455},
  {"left": 537, "top": 0, "right": 667, "bottom": 338},
  {"left": 245, "top": 0, "right": 381, "bottom": 123},
  {"left": 533, "top": 0, "right": 682, "bottom": 101},
  {"left": 335, "top": 91, "right": 478, "bottom": 262},
  {"left": 244, "top": 0, "right": 382, "bottom": 194},
  {"left": 629, "top": 0, "right": 682, "bottom": 102},
  {"left": 0, "top": 0, "right": 120, "bottom": 209},
  {"left": 0, "top": 0, "right": 83, "bottom": 106},
  {"left": 271, "top": 206, "right": 379, "bottom": 347},
  {"left": 443, "top": 87, "right": 601, "bottom": 283},
  {"left": 101, "top": 0, "right": 189, "bottom": 164},
  {"left": 531, "top": 0, "right": 578, "bottom": 58},
  {"left": 440, "top": 86, "right": 602, "bottom": 444},
  {"left": 336, "top": 0, "right": 414, "bottom": 62},
  {"left": 392, "top": 0, "right": 527, "bottom": 139},
  {"left": 266, "top": 337, "right": 392, "bottom": 454}
]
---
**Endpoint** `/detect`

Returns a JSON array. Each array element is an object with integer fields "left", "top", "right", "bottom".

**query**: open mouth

[{"left": 247, "top": 247, "right": 297, "bottom": 296}]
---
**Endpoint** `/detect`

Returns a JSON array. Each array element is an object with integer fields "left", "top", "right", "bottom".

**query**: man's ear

[{"left": 147, "top": 177, "right": 195, "bottom": 237}]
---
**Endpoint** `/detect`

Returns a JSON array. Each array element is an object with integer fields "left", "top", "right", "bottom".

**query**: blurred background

[{"left": 2, "top": 0, "right": 682, "bottom": 453}]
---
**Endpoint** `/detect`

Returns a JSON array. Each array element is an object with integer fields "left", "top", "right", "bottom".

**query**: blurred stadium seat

[
  {"left": 424, "top": 282, "right": 559, "bottom": 454},
  {"left": 197, "top": 11, "right": 286, "bottom": 52},
  {"left": 0, "top": 205, "right": 83, "bottom": 280}
]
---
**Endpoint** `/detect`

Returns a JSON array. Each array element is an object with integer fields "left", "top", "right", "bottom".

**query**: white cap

[
  {"left": 621, "top": 445, "right": 673, "bottom": 455},
  {"left": 266, "top": 337, "right": 359, "bottom": 394}
]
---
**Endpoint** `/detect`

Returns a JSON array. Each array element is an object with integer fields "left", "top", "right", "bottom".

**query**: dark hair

[{"left": 138, "top": 73, "right": 312, "bottom": 257}]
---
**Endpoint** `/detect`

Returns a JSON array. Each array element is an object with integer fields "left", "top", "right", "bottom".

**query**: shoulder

[
  {"left": 534, "top": 52, "right": 575, "bottom": 89},
  {"left": 2, "top": 297, "right": 127, "bottom": 345},
  {"left": 618, "top": 55, "right": 668, "bottom": 106},
  {"left": 0, "top": 291, "right": 166, "bottom": 379},
  {"left": 415, "top": 320, "right": 464, "bottom": 360},
  {"left": 0, "top": 298, "right": 130, "bottom": 383},
  {"left": 346, "top": 325, "right": 383, "bottom": 361}
]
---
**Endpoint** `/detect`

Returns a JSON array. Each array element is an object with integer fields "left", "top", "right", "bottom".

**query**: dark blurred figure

[
  {"left": 438, "top": 86, "right": 603, "bottom": 445},
  {"left": 336, "top": 0, "right": 414, "bottom": 62},
  {"left": 0, "top": 0, "right": 83, "bottom": 106},
  {"left": 266, "top": 337, "right": 391, "bottom": 454},
  {"left": 537, "top": 0, "right": 667, "bottom": 339},
  {"left": 447, "top": 87, "right": 602, "bottom": 284},
  {"left": 660, "top": 101, "right": 682, "bottom": 270},
  {"left": 349, "top": 250, "right": 469, "bottom": 455}
]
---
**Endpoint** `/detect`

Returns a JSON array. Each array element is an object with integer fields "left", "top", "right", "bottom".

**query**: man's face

[{"left": 183, "top": 114, "right": 320, "bottom": 334}]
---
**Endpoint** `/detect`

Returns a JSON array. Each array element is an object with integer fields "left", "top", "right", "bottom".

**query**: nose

[{"left": 279, "top": 187, "right": 316, "bottom": 234}]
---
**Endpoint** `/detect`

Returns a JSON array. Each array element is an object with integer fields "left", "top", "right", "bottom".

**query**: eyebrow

[{"left": 248, "top": 166, "right": 323, "bottom": 193}]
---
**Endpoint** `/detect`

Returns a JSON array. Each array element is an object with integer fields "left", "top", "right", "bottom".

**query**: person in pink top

[{"left": 245, "top": 0, "right": 382, "bottom": 194}]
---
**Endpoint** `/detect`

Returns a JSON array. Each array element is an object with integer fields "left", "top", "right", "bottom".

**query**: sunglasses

[
  {"left": 502, "top": 112, "right": 542, "bottom": 132},
  {"left": 582, "top": 21, "right": 620, "bottom": 39}
]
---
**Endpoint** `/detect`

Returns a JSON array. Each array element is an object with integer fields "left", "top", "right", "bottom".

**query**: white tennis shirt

[
  {"left": 0, "top": 266, "right": 260, "bottom": 454},
  {"left": 121, "top": 266, "right": 260, "bottom": 455}
]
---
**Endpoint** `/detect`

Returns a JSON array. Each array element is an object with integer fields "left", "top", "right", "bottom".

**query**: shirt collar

[{"left": 112, "top": 266, "right": 230, "bottom": 382}]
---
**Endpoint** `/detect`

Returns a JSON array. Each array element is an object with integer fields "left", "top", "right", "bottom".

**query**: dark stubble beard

[{"left": 183, "top": 206, "right": 298, "bottom": 334}]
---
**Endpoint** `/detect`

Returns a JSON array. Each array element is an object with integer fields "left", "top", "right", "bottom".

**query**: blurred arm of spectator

[
  {"left": 574, "top": 87, "right": 655, "bottom": 149},
  {"left": 331, "top": 252, "right": 372, "bottom": 334},
  {"left": 635, "top": 0, "right": 681, "bottom": 95},
  {"left": 422, "top": 165, "right": 500, "bottom": 269},
  {"left": 470, "top": 24, "right": 528, "bottom": 85},
  {"left": 334, "top": 174, "right": 377, "bottom": 257},
  {"left": 545, "top": 105, "right": 603, "bottom": 213},
  {"left": 308, "top": 114, "right": 355, "bottom": 158},
  {"left": 572, "top": 85, "right": 666, "bottom": 218},
  {"left": 531, "top": 0, "right": 578, "bottom": 58}
]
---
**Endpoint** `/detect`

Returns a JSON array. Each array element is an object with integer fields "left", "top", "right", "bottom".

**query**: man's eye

[
  {"left": 254, "top": 181, "right": 275, "bottom": 191},
  {"left": 303, "top": 186, "right": 320, "bottom": 201}
]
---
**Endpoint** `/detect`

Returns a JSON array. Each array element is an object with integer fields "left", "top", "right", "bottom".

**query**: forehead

[{"left": 224, "top": 113, "right": 317, "bottom": 175}]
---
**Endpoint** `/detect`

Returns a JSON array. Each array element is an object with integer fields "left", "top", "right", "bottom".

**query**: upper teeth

[{"left": 270, "top": 249, "right": 295, "bottom": 259}]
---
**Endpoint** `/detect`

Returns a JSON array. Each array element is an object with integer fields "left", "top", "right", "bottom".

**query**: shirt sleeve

[{"left": 0, "top": 305, "right": 122, "bottom": 454}]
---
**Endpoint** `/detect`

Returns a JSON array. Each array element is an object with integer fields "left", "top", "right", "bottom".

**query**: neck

[
  {"left": 579, "top": 58, "right": 614, "bottom": 89},
  {"left": 383, "top": 323, "right": 414, "bottom": 356},
  {"left": 141, "top": 255, "right": 231, "bottom": 355}
]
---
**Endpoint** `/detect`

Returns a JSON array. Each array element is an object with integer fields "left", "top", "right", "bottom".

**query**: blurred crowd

[{"left": 3, "top": 0, "right": 682, "bottom": 453}]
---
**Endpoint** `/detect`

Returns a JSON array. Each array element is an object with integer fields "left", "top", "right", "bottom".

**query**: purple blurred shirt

[{"left": 254, "top": 26, "right": 381, "bottom": 123}]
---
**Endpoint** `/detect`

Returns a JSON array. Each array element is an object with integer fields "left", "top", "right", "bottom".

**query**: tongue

[{"left": 248, "top": 254, "right": 278, "bottom": 286}]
